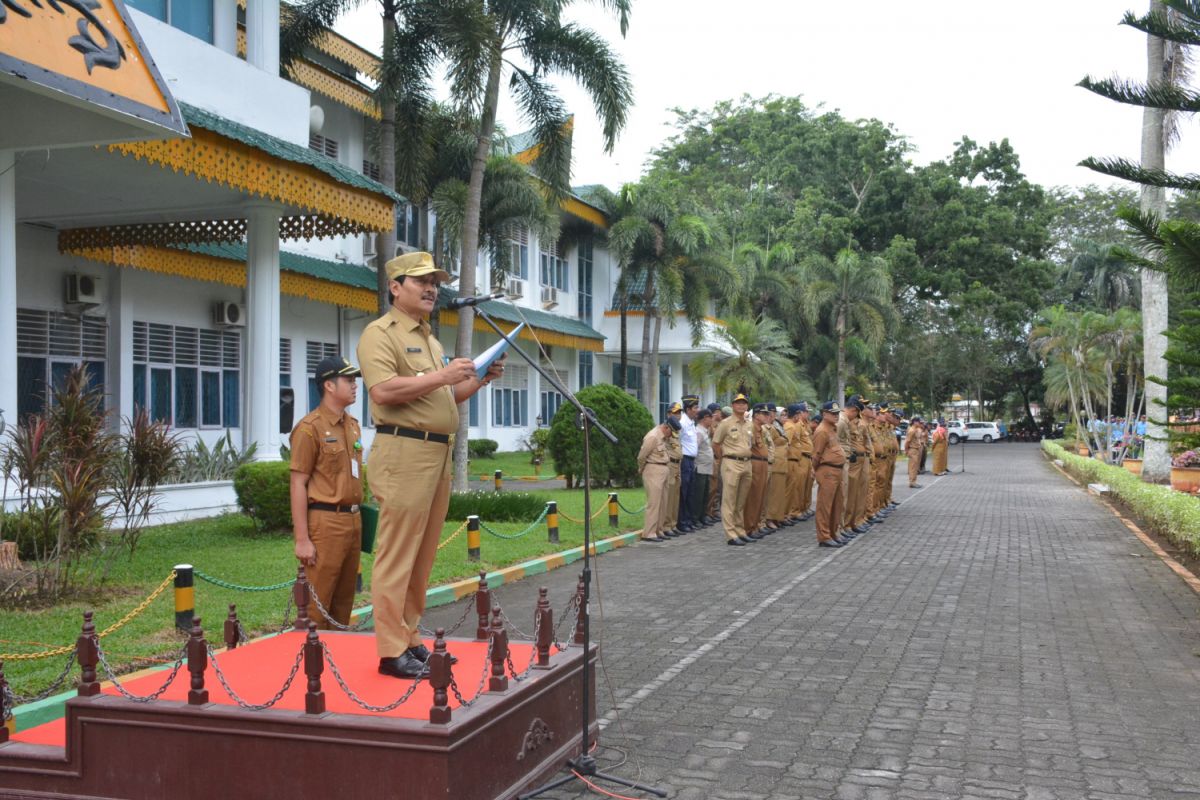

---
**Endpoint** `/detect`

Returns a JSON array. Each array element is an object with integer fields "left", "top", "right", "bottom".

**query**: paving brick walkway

[{"left": 425, "top": 443, "right": 1200, "bottom": 799}]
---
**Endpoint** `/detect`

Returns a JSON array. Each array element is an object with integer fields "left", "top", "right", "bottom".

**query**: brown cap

[{"left": 385, "top": 251, "right": 451, "bottom": 284}]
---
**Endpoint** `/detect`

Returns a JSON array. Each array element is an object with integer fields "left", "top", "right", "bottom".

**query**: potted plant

[
  {"left": 1170, "top": 450, "right": 1200, "bottom": 493},
  {"left": 1122, "top": 457, "right": 1143, "bottom": 476}
]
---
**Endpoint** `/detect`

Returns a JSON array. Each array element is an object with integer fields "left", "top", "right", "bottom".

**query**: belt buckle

[
  {"left": 350, "top": 504, "right": 360, "bottom": 513},
  {"left": 447, "top": 432, "right": 456, "bottom": 446}
]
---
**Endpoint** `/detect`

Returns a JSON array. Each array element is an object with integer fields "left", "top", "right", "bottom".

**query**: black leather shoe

[
  {"left": 852, "top": 525, "right": 869, "bottom": 534},
  {"left": 408, "top": 644, "right": 457, "bottom": 665},
  {"left": 738, "top": 535, "right": 756, "bottom": 544},
  {"left": 746, "top": 531, "right": 765, "bottom": 540},
  {"left": 379, "top": 652, "right": 430, "bottom": 679},
  {"left": 662, "top": 530, "right": 678, "bottom": 538},
  {"left": 819, "top": 540, "right": 843, "bottom": 548},
  {"left": 641, "top": 536, "right": 665, "bottom": 543},
  {"left": 726, "top": 538, "right": 746, "bottom": 546}
]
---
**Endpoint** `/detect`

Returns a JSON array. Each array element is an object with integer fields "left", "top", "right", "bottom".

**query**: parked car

[
  {"left": 960, "top": 421, "right": 1004, "bottom": 443},
  {"left": 945, "top": 420, "right": 966, "bottom": 444},
  {"left": 894, "top": 421, "right": 909, "bottom": 450}
]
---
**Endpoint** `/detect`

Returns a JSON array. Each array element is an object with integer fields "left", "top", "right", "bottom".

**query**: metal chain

[
  {"left": 617, "top": 499, "right": 647, "bottom": 514},
  {"left": 418, "top": 592, "right": 477, "bottom": 639},
  {"left": 194, "top": 571, "right": 294, "bottom": 592},
  {"left": 497, "top": 608, "right": 533, "bottom": 640},
  {"left": 321, "top": 641, "right": 424, "bottom": 713},
  {"left": 302, "top": 581, "right": 373, "bottom": 632},
  {"left": 1, "top": 681, "right": 14, "bottom": 722},
  {"left": 96, "top": 640, "right": 187, "bottom": 704},
  {"left": 278, "top": 591, "right": 296, "bottom": 634},
  {"left": 207, "top": 642, "right": 304, "bottom": 711},
  {"left": 552, "top": 594, "right": 579, "bottom": 652},
  {"left": 505, "top": 613, "right": 542, "bottom": 683},
  {"left": 437, "top": 520, "right": 470, "bottom": 551},
  {"left": 448, "top": 638, "right": 492, "bottom": 708},
  {"left": 10, "top": 651, "right": 77, "bottom": 705},
  {"left": 479, "top": 507, "right": 549, "bottom": 540}
]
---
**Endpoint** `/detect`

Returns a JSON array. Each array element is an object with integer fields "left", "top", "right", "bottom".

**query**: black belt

[
  {"left": 647, "top": 461, "right": 668, "bottom": 466},
  {"left": 375, "top": 425, "right": 450, "bottom": 444},
  {"left": 802, "top": 453, "right": 813, "bottom": 459},
  {"left": 309, "top": 502, "right": 360, "bottom": 514},
  {"left": 817, "top": 461, "right": 843, "bottom": 469},
  {"left": 726, "top": 455, "right": 750, "bottom": 462},
  {"left": 669, "top": 457, "right": 681, "bottom": 463},
  {"left": 788, "top": 458, "right": 801, "bottom": 462}
]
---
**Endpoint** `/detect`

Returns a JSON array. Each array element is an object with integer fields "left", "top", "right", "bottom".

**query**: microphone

[{"left": 445, "top": 291, "right": 505, "bottom": 310}]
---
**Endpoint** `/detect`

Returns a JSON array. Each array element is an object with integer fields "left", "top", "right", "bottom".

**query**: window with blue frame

[
  {"left": 132, "top": 320, "right": 240, "bottom": 429},
  {"left": 468, "top": 392, "right": 479, "bottom": 427},
  {"left": 507, "top": 227, "right": 530, "bottom": 280},
  {"left": 126, "top": 0, "right": 213, "bottom": 43},
  {"left": 577, "top": 240, "right": 593, "bottom": 322},
  {"left": 491, "top": 364, "right": 529, "bottom": 427},
  {"left": 540, "top": 241, "right": 567, "bottom": 290},
  {"left": 578, "top": 351, "right": 594, "bottom": 388},
  {"left": 611, "top": 363, "right": 642, "bottom": 399},
  {"left": 15, "top": 309, "right": 108, "bottom": 419},
  {"left": 395, "top": 203, "right": 420, "bottom": 248},
  {"left": 658, "top": 364, "right": 672, "bottom": 421}
]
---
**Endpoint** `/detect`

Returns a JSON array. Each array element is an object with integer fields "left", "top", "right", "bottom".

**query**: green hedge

[
  {"left": 233, "top": 461, "right": 293, "bottom": 533},
  {"left": 468, "top": 438, "right": 499, "bottom": 459},
  {"left": 1043, "top": 441, "right": 1200, "bottom": 556},
  {"left": 446, "top": 491, "right": 548, "bottom": 522}
]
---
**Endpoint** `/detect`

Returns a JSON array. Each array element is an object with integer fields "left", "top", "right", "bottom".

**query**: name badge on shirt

[
  {"left": 406, "top": 347, "right": 423, "bottom": 353},
  {"left": 351, "top": 458, "right": 359, "bottom": 479}
]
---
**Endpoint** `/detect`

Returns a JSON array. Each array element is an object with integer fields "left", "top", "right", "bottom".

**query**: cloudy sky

[{"left": 334, "top": 1, "right": 1200, "bottom": 192}]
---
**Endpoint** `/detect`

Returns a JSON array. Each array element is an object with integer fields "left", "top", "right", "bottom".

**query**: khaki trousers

[
  {"left": 662, "top": 465, "right": 681, "bottom": 531},
  {"left": 869, "top": 458, "right": 888, "bottom": 515},
  {"left": 786, "top": 459, "right": 803, "bottom": 517},
  {"left": 641, "top": 463, "right": 669, "bottom": 539},
  {"left": 853, "top": 459, "right": 871, "bottom": 526},
  {"left": 814, "top": 464, "right": 844, "bottom": 542},
  {"left": 306, "top": 509, "right": 362, "bottom": 629},
  {"left": 367, "top": 435, "right": 452, "bottom": 658},
  {"left": 719, "top": 458, "right": 752, "bottom": 540},
  {"left": 843, "top": 460, "right": 864, "bottom": 530},
  {"left": 801, "top": 456, "right": 814, "bottom": 513},
  {"left": 907, "top": 448, "right": 923, "bottom": 486},
  {"left": 743, "top": 460, "right": 768, "bottom": 534},
  {"left": 766, "top": 467, "right": 790, "bottom": 521},
  {"left": 706, "top": 467, "right": 721, "bottom": 518}
]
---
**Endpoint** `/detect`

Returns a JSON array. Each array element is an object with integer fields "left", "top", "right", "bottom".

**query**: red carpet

[{"left": 13, "top": 633, "right": 535, "bottom": 748}]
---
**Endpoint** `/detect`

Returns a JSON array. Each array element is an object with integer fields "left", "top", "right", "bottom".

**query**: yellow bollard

[
  {"left": 494, "top": 470, "right": 502, "bottom": 492},
  {"left": 608, "top": 493, "right": 619, "bottom": 528},
  {"left": 467, "top": 516, "right": 481, "bottom": 562},
  {"left": 546, "top": 502, "right": 559, "bottom": 544},
  {"left": 174, "top": 564, "right": 194, "bottom": 632}
]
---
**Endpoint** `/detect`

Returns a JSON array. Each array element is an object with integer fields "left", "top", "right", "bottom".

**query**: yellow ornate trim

[
  {"left": 287, "top": 60, "right": 380, "bottom": 120},
  {"left": 562, "top": 197, "right": 607, "bottom": 229},
  {"left": 106, "top": 127, "right": 393, "bottom": 233},
  {"left": 439, "top": 309, "right": 604, "bottom": 352},
  {"left": 64, "top": 244, "right": 378, "bottom": 313},
  {"left": 237, "top": 1, "right": 380, "bottom": 76}
]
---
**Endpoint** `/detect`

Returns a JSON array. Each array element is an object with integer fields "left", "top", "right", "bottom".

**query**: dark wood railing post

[
  {"left": 535, "top": 587, "right": 552, "bottom": 669},
  {"left": 293, "top": 565, "right": 310, "bottom": 631},
  {"left": 488, "top": 606, "right": 508, "bottom": 693},
  {"left": 224, "top": 604, "right": 241, "bottom": 650},
  {"left": 475, "top": 570, "right": 492, "bottom": 640},
  {"left": 428, "top": 628, "right": 452, "bottom": 724},
  {"left": 77, "top": 611, "right": 100, "bottom": 697},
  {"left": 304, "top": 622, "right": 325, "bottom": 715},
  {"left": 187, "top": 617, "right": 209, "bottom": 705}
]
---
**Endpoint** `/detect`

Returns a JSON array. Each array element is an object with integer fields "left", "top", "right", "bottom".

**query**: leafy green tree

[
  {"left": 731, "top": 242, "right": 801, "bottom": 320},
  {"left": 1065, "top": 240, "right": 1140, "bottom": 312},
  {"left": 688, "top": 317, "right": 813, "bottom": 402},
  {"left": 547, "top": 384, "right": 653, "bottom": 488}
]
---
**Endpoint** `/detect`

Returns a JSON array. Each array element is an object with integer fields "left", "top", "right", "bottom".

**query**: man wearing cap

[
  {"left": 692, "top": 408, "right": 715, "bottom": 526},
  {"left": 742, "top": 403, "right": 772, "bottom": 539},
  {"left": 705, "top": 404, "right": 724, "bottom": 523},
  {"left": 765, "top": 405, "right": 791, "bottom": 530},
  {"left": 357, "top": 252, "right": 503, "bottom": 679},
  {"left": 660, "top": 401, "right": 684, "bottom": 536},
  {"left": 785, "top": 403, "right": 814, "bottom": 522},
  {"left": 905, "top": 416, "right": 925, "bottom": 488},
  {"left": 637, "top": 417, "right": 679, "bottom": 543},
  {"left": 837, "top": 396, "right": 868, "bottom": 537},
  {"left": 712, "top": 392, "right": 755, "bottom": 545},
  {"left": 862, "top": 404, "right": 887, "bottom": 524},
  {"left": 812, "top": 402, "right": 848, "bottom": 546},
  {"left": 677, "top": 395, "right": 701, "bottom": 532},
  {"left": 289, "top": 356, "right": 364, "bottom": 630}
]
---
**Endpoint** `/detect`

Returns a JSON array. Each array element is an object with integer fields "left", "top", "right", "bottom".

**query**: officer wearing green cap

[
  {"left": 357, "top": 252, "right": 503, "bottom": 679},
  {"left": 712, "top": 391, "right": 754, "bottom": 545}
]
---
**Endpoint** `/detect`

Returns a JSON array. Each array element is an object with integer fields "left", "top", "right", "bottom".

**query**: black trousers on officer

[{"left": 678, "top": 455, "right": 696, "bottom": 526}]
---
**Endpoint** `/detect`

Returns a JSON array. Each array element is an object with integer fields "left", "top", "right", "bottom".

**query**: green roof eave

[
  {"left": 179, "top": 102, "right": 403, "bottom": 204},
  {"left": 437, "top": 286, "right": 604, "bottom": 341},
  {"left": 177, "top": 243, "right": 376, "bottom": 289}
]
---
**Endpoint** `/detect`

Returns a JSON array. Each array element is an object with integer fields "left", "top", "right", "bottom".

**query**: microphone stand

[{"left": 469, "top": 305, "right": 666, "bottom": 800}]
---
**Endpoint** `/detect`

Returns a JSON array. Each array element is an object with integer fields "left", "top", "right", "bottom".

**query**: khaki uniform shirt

[
  {"left": 668, "top": 429, "right": 682, "bottom": 470},
  {"left": 789, "top": 417, "right": 814, "bottom": 455},
  {"left": 289, "top": 406, "right": 364, "bottom": 506},
  {"left": 768, "top": 423, "right": 789, "bottom": 473},
  {"left": 904, "top": 426, "right": 923, "bottom": 453},
  {"left": 637, "top": 427, "right": 670, "bottom": 472},
  {"left": 712, "top": 414, "right": 753, "bottom": 458},
  {"left": 812, "top": 420, "right": 846, "bottom": 468},
  {"left": 357, "top": 306, "right": 458, "bottom": 435},
  {"left": 837, "top": 415, "right": 867, "bottom": 460}
]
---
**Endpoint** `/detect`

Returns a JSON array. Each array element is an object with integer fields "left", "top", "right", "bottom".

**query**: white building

[{"left": 1, "top": 0, "right": 728, "bottom": 485}]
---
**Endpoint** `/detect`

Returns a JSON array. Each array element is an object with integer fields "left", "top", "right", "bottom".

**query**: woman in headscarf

[{"left": 931, "top": 419, "right": 949, "bottom": 476}]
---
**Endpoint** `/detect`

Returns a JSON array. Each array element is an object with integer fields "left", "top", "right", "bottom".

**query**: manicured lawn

[
  {"left": 1, "top": 486, "right": 646, "bottom": 698},
  {"left": 467, "top": 450, "right": 561, "bottom": 480}
]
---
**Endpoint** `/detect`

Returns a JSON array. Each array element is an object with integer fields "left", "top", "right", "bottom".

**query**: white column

[
  {"left": 212, "top": 0, "right": 238, "bottom": 56},
  {"left": 245, "top": 0, "right": 280, "bottom": 76},
  {"left": 107, "top": 266, "right": 134, "bottom": 429},
  {"left": 0, "top": 151, "right": 16, "bottom": 433},
  {"left": 244, "top": 206, "right": 282, "bottom": 460}
]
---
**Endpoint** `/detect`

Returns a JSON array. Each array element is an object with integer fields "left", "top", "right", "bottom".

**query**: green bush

[
  {"left": 1, "top": 507, "right": 62, "bottom": 561},
  {"left": 1043, "top": 441, "right": 1200, "bottom": 556},
  {"left": 547, "top": 384, "right": 654, "bottom": 487},
  {"left": 446, "top": 491, "right": 549, "bottom": 523},
  {"left": 468, "top": 438, "right": 499, "bottom": 459},
  {"left": 233, "top": 461, "right": 293, "bottom": 533}
]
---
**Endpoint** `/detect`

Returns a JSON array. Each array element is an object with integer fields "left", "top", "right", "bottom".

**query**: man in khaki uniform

[
  {"left": 358, "top": 252, "right": 502, "bottom": 679},
  {"left": 742, "top": 403, "right": 772, "bottom": 538},
  {"left": 906, "top": 416, "right": 926, "bottom": 488},
  {"left": 862, "top": 404, "right": 888, "bottom": 524},
  {"left": 705, "top": 404, "right": 724, "bottom": 522},
  {"left": 784, "top": 403, "right": 814, "bottom": 521},
  {"left": 289, "top": 356, "right": 364, "bottom": 630},
  {"left": 813, "top": 401, "right": 847, "bottom": 547},
  {"left": 837, "top": 396, "right": 868, "bottom": 538},
  {"left": 881, "top": 405, "right": 901, "bottom": 508},
  {"left": 765, "top": 406, "right": 791, "bottom": 530},
  {"left": 712, "top": 392, "right": 754, "bottom": 546},
  {"left": 637, "top": 417, "right": 679, "bottom": 543},
  {"left": 660, "top": 401, "right": 684, "bottom": 537}
]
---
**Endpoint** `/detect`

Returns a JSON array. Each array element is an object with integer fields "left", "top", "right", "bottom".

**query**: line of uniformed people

[{"left": 637, "top": 392, "right": 924, "bottom": 548}]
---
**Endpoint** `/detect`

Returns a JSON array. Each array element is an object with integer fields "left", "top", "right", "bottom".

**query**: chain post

[
  {"left": 224, "top": 604, "right": 241, "bottom": 650},
  {"left": 494, "top": 470, "right": 502, "bottom": 492},
  {"left": 187, "top": 617, "right": 209, "bottom": 705},
  {"left": 608, "top": 492, "right": 619, "bottom": 528},
  {"left": 292, "top": 565, "right": 310, "bottom": 631},
  {"left": 546, "top": 501, "right": 559, "bottom": 544},
  {"left": 77, "top": 611, "right": 100, "bottom": 697},
  {"left": 475, "top": 571, "right": 492, "bottom": 640},
  {"left": 535, "top": 588, "right": 552, "bottom": 669},
  {"left": 0, "top": 661, "right": 10, "bottom": 742},
  {"left": 304, "top": 622, "right": 325, "bottom": 715},
  {"left": 488, "top": 606, "right": 508, "bottom": 693},
  {"left": 467, "top": 516, "right": 481, "bottom": 562},
  {"left": 573, "top": 574, "right": 586, "bottom": 646},
  {"left": 174, "top": 564, "right": 194, "bottom": 632},
  {"left": 428, "top": 628, "right": 452, "bottom": 724}
]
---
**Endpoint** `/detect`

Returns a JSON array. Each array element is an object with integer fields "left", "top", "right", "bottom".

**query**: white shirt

[{"left": 679, "top": 413, "right": 698, "bottom": 457}]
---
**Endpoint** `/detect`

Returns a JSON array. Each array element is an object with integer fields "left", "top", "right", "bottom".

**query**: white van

[{"left": 960, "top": 421, "right": 1003, "bottom": 443}]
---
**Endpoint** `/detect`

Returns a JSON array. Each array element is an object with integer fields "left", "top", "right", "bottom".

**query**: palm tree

[
  {"left": 800, "top": 248, "right": 893, "bottom": 404},
  {"left": 1078, "top": 0, "right": 1198, "bottom": 481},
  {"left": 732, "top": 242, "right": 801, "bottom": 320},
  {"left": 688, "top": 317, "right": 814, "bottom": 402},
  {"left": 1066, "top": 239, "right": 1141, "bottom": 311},
  {"left": 282, "top": 0, "right": 438, "bottom": 313}
]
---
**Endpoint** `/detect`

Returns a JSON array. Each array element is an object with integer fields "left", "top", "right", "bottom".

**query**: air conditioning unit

[
  {"left": 506, "top": 277, "right": 525, "bottom": 299},
  {"left": 65, "top": 273, "right": 102, "bottom": 305},
  {"left": 540, "top": 285, "right": 559, "bottom": 309},
  {"left": 212, "top": 301, "right": 246, "bottom": 327},
  {"left": 362, "top": 233, "right": 377, "bottom": 259}
]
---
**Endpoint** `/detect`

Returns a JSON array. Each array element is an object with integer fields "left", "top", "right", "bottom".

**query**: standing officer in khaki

[
  {"left": 660, "top": 401, "right": 684, "bottom": 537},
  {"left": 812, "top": 401, "right": 847, "bottom": 547},
  {"left": 863, "top": 404, "right": 888, "bottom": 523},
  {"left": 785, "top": 402, "right": 814, "bottom": 520},
  {"left": 289, "top": 356, "right": 364, "bottom": 630},
  {"left": 765, "top": 406, "right": 791, "bottom": 530},
  {"left": 905, "top": 416, "right": 926, "bottom": 488},
  {"left": 837, "top": 396, "right": 868, "bottom": 537},
  {"left": 713, "top": 392, "right": 754, "bottom": 546},
  {"left": 705, "top": 404, "right": 724, "bottom": 522},
  {"left": 637, "top": 417, "right": 679, "bottom": 543},
  {"left": 742, "top": 403, "right": 772, "bottom": 538},
  {"left": 358, "top": 252, "right": 503, "bottom": 679}
]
